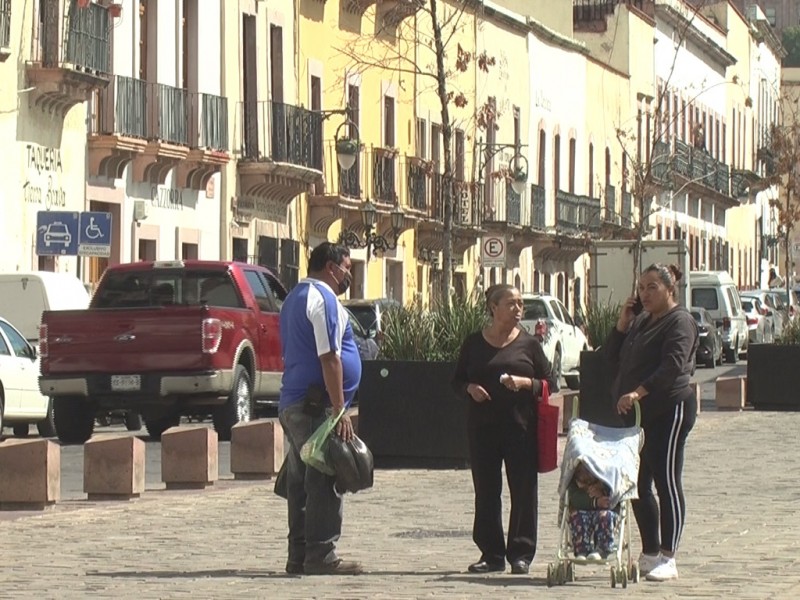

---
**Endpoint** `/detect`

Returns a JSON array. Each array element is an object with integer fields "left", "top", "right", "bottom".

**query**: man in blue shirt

[{"left": 278, "top": 242, "right": 363, "bottom": 576}]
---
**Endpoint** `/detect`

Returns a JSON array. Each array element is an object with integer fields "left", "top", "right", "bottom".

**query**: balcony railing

[
  {"left": 531, "top": 184, "right": 546, "bottom": 229},
  {"left": 506, "top": 185, "right": 522, "bottom": 225},
  {"left": 271, "top": 101, "right": 323, "bottom": 170},
  {"left": 150, "top": 83, "right": 189, "bottom": 145},
  {"left": 239, "top": 100, "right": 323, "bottom": 170},
  {"left": 621, "top": 190, "right": 632, "bottom": 222},
  {"left": 652, "top": 141, "right": 670, "bottom": 182},
  {"left": 0, "top": 0, "right": 10, "bottom": 50},
  {"left": 191, "top": 93, "right": 229, "bottom": 151},
  {"left": 33, "top": 1, "right": 111, "bottom": 72},
  {"left": 406, "top": 158, "right": 430, "bottom": 211},
  {"left": 557, "top": 190, "right": 601, "bottom": 231},
  {"left": 373, "top": 149, "right": 397, "bottom": 203},
  {"left": 674, "top": 139, "right": 731, "bottom": 196},
  {"left": 92, "top": 75, "right": 147, "bottom": 138},
  {"left": 730, "top": 169, "right": 749, "bottom": 199},
  {"left": 604, "top": 184, "right": 617, "bottom": 223},
  {"left": 573, "top": 0, "right": 644, "bottom": 21}
]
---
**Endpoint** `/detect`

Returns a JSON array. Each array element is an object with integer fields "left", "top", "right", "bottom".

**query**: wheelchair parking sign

[{"left": 78, "top": 212, "right": 112, "bottom": 257}]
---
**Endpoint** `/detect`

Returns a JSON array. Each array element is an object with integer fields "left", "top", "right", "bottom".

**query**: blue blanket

[{"left": 557, "top": 418, "right": 644, "bottom": 511}]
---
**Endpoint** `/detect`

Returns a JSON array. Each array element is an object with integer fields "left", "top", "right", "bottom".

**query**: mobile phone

[{"left": 632, "top": 295, "right": 644, "bottom": 316}]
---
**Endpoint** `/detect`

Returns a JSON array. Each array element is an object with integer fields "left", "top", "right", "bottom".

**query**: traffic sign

[
  {"left": 481, "top": 236, "right": 506, "bottom": 269},
  {"left": 36, "top": 211, "right": 79, "bottom": 256},
  {"left": 78, "top": 211, "right": 112, "bottom": 257}
]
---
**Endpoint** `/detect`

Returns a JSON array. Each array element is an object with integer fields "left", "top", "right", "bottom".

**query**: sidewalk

[{"left": 2, "top": 411, "right": 799, "bottom": 599}]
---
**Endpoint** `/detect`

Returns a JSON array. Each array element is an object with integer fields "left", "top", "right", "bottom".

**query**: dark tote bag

[{"left": 537, "top": 381, "right": 559, "bottom": 474}]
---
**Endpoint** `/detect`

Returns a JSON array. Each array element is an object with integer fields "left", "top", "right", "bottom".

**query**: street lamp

[
  {"left": 334, "top": 119, "right": 360, "bottom": 171},
  {"left": 510, "top": 154, "right": 529, "bottom": 196},
  {"left": 339, "top": 200, "right": 406, "bottom": 256}
]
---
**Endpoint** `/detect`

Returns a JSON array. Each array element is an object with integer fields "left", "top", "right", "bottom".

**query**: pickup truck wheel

[
  {"left": 37, "top": 399, "right": 57, "bottom": 438},
  {"left": 552, "top": 349, "right": 562, "bottom": 384},
  {"left": 214, "top": 365, "right": 252, "bottom": 442},
  {"left": 53, "top": 397, "right": 95, "bottom": 445},
  {"left": 145, "top": 415, "right": 180, "bottom": 440}
]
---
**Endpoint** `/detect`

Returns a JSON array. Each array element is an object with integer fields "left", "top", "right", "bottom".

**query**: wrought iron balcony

[
  {"left": 531, "top": 184, "right": 546, "bottom": 229},
  {"left": 621, "top": 191, "right": 632, "bottom": 223},
  {"left": 556, "top": 191, "right": 601, "bottom": 232},
  {"left": 652, "top": 141, "right": 671, "bottom": 183},
  {"left": 604, "top": 184, "right": 618, "bottom": 224},
  {"left": 237, "top": 100, "right": 323, "bottom": 205},
  {"left": 372, "top": 148, "right": 397, "bottom": 204},
  {"left": 673, "top": 139, "right": 732, "bottom": 197},
  {"left": 405, "top": 157, "right": 431, "bottom": 212},
  {"left": 27, "top": 0, "right": 112, "bottom": 115},
  {"left": 0, "top": 0, "right": 11, "bottom": 58},
  {"left": 573, "top": 0, "right": 647, "bottom": 26},
  {"left": 479, "top": 177, "right": 526, "bottom": 227},
  {"left": 191, "top": 93, "right": 229, "bottom": 152},
  {"left": 345, "top": 0, "right": 422, "bottom": 27}
]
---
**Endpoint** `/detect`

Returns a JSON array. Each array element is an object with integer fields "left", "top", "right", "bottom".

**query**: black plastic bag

[{"left": 327, "top": 433, "right": 374, "bottom": 494}]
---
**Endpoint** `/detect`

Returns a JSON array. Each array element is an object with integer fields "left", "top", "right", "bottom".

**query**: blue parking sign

[
  {"left": 78, "top": 212, "right": 112, "bottom": 257},
  {"left": 36, "top": 211, "right": 79, "bottom": 256}
]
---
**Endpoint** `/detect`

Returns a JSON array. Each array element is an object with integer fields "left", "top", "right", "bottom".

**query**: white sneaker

[
  {"left": 645, "top": 556, "right": 678, "bottom": 581},
  {"left": 587, "top": 552, "right": 602, "bottom": 562},
  {"left": 638, "top": 552, "right": 662, "bottom": 575}
]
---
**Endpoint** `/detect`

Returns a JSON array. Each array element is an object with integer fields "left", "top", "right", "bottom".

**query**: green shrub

[
  {"left": 776, "top": 316, "right": 800, "bottom": 345},
  {"left": 584, "top": 298, "right": 621, "bottom": 349},
  {"left": 380, "top": 292, "right": 489, "bottom": 361}
]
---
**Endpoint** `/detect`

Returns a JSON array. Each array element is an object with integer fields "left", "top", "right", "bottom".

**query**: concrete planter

[
  {"left": 358, "top": 360, "right": 469, "bottom": 468},
  {"left": 747, "top": 343, "right": 800, "bottom": 410}
]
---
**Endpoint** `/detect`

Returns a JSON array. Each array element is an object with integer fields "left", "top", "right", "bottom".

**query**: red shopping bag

[{"left": 537, "top": 380, "right": 559, "bottom": 474}]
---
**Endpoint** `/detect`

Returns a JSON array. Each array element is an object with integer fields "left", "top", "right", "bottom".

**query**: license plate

[{"left": 111, "top": 375, "right": 141, "bottom": 391}]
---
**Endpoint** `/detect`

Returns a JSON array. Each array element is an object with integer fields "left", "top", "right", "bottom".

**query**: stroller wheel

[
  {"left": 567, "top": 561, "right": 576, "bottom": 582},
  {"left": 546, "top": 563, "right": 555, "bottom": 588},
  {"left": 619, "top": 566, "right": 628, "bottom": 588},
  {"left": 610, "top": 566, "right": 617, "bottom": 588},
  {"left": 629, "top": 563, "right": 640, "bottom": 583},
  {"left": 557, "top": 562, "right": 567, "bottom": 585}
]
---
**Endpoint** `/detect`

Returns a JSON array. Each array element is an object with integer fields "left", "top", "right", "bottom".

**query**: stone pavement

[{"left": 2, "top": 411, "right": 800, "bottom": 599}]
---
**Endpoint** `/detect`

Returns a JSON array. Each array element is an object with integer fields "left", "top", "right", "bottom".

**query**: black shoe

[
  {"left": 510, "top": 560, "right": 530, "bottom": 574},
  {"left": 468, "top": 560, "right": 505, "bottom": 574},
  {"left": 285, "top": 561, "right": 304, "bottom": 575},
  {"left": 304, "top": 559, "right": 363, "bottom": 575}
]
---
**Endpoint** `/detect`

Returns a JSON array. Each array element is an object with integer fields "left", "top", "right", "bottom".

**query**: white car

[
  {"left": 0, "top": 317, "right": 55, "bottom": 437},
  {"left": 519, "top": 294, "right": 588, "bottom": 390}
]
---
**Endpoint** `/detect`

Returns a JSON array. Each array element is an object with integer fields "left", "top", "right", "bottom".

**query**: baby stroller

[{"left": 547, "top": 401, "right": 643, "bottom": 588}]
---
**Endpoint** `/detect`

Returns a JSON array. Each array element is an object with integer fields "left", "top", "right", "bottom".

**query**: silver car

[{"left": 739, "top": 297, "right": 771, "bottom": 344}]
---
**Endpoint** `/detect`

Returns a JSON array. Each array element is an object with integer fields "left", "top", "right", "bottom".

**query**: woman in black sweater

[
  {"left": 452, "top": 284, "right": 557, "bottom": 575},
  {"left": 606, "top": 264, "right": 698, "bottom": 583}
]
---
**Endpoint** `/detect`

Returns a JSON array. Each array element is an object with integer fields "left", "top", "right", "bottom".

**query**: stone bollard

[
  {"left": 230, "top": 419, "right": 284, "bottom": 480},
  {"left": 689, "top": 381, "right": 702, "bottom": 414},
  {"left": 0, "top": 439, "right": 60, "bottom": 510},
  {"left": 715, "top": 376, "right": 746, "bottom": 411},
  {"left": 161, "top": 427, "right": 218, "bottom": 490},
  {"left": 84, "top": 435, "right": 145, "bottom": 501}
]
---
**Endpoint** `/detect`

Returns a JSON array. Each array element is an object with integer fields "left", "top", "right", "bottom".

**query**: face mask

[{"left": 332, "top": 263, "right": 351, "bottom": 295}]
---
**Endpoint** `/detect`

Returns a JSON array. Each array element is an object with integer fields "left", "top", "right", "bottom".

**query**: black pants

[
  {"left": 632, "top": 392, "right": 696, "bottom": 555},
  {"left": 468, "top": 414, "right": 538, "bottom": 565}
]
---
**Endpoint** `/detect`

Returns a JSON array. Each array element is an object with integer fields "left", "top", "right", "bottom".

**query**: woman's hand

[
  {"left": 499, "top": 373, "right": 531, "bottom": 393},
  {"left": 616, "top": 296, "right": 637, "bottom": 333},
  {"left": 595, "top": 496, "right": 611, "bottom": 510},
  {"left": 616, "top": 391, "right": 639, "bottom": 415},
  {"left": 466, "top": 383, "right": 491, "bottom": 403}
]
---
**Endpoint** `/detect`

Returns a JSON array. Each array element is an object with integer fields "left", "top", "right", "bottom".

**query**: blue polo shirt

[{"left": 279, "top": 278, "right": 362, "bottom": 411}]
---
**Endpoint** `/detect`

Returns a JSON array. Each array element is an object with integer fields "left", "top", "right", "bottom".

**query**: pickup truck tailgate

[{"left": 42, "top": 307, "right": 208, "bottom": 375}]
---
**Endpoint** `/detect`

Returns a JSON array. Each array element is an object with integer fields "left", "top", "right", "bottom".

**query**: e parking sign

[{"left": 481, "top": 236, "right": 506, "bottom": 268}]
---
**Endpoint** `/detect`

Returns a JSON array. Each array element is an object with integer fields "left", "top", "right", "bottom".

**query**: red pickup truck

[{"left": 39, "top": 260, "right": 287, "bottom": 444}]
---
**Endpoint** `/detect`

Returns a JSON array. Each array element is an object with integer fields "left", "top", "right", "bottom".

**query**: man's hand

[{"left": 335, "top": 413, "right": 355, "bottom": 442}]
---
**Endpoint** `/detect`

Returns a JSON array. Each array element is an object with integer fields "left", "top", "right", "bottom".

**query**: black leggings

[{"left": 632, "top": 394, "right": 696, "bottom": 555}]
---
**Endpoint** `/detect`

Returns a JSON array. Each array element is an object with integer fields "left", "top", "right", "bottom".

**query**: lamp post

[{"left": 339, "top": 200, "right": 406, "bottom": 257}]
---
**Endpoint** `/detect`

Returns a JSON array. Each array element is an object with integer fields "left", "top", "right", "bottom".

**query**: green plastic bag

[{"left": 300, "top": 408, "right": 345, "bottom": 475}]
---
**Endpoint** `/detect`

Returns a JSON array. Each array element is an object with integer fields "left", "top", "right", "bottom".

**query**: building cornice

[
  {"left": 655, "top": 2, "right": 737, "bottom": 68},
  {"left": 526, "top": 17, "right": 589, "bottom": 56}
]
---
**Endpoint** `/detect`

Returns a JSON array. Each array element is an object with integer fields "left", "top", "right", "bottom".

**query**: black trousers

[
  {"left": 468, "top": 413, "right": 538, "bottom": 565},
  {"left": 632, "top": 391, "right": 696, "bottom": 555}
]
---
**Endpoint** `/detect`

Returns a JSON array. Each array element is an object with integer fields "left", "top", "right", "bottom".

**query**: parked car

[
  {"left": 342, "top": 298, "right": 400, "bottom": 341},
  {"left": 0, "top": 317, "right": 55, "bottom": 438},
  {"left": 740, "top": 291, "right": 782, "bottom": 341},
  {"left": 739, "top": 297, "right": 772, "bottom": 345},
  {"left": 519, "top": 294, "right": 587, "bottom": 390},
  {"left": 345, "top": 307, "right": 380, "bottom": 361},
  {"left": 689, "top": 271, "right": 748, "bottom": 363},
  {"left": 767, "top": 288, "right": 798, "bottom": 323},
  {"left": 690, "top": 307, "right": 724, "bottom": 368},
  {"left": 39, "top": 260, "right": 288, "bottom": 444}
]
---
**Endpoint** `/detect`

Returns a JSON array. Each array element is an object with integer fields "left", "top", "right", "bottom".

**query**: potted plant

[
  {"left": 747, "top": 317, "right": 800, "bottom": 410},
  {"left": 108, "top": 2, "right": 122, "bottom": 17},
  {"left": 578, "top": 298, "right": 624, "bottom": 427},
  {"left": 512, "top": 166, "right": 528, "bottom": 184},
  {"left": 335, "top": 137, "right": 359, "bottom": 158},
  {"left": 357, "top": 292, "right": 488, "bottom": 467}
]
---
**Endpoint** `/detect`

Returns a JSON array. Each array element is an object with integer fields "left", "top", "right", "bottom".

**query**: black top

[
  {"left": 452, "top": 329, "right": 557, "bottom": 428},
  {"left": 605, "top": 306, "right": 699, "bottom": 427}
]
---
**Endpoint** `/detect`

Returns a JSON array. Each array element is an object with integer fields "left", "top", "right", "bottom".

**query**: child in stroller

[
  {"left": 567, "top": 461, "right": 619, "bottom": 561},
  {"left": 548, "top": 406, "right": 643, "bottom": 588}
]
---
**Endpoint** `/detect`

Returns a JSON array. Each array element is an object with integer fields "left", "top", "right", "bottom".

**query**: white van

[
  {"left": 0, "top": 272, "right": 91, "bottom": 342},
  {"left": 689, "top": 271, "right": 748, "bottom": 363}
]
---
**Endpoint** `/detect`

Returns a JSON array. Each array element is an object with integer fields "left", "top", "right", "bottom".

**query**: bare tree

[{"left": 337, "top": 0, "right": 495, "bottom": 307}]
